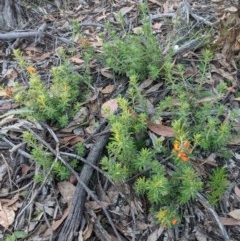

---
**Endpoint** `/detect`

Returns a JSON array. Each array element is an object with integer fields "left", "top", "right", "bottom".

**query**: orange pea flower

[
  {"left": 173, "top": 140, "right": 192, "bottom": 162},
  {"left": 27, "top": 66, "right": 36, "bottom": 74},
  {"left": 171, "top": 218, "right": 178, "bottom": 225},
  {"left": 178, "top": 152, "right": 189, "bottom": 162}
]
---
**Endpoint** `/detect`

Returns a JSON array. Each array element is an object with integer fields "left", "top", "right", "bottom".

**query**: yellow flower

[
  {"left": 173, "top": 140, "right": 180, "bottom": 151},
  {"left": 27, "top": 66, "right": 36, "bottom": 74},
  {"left": 156, "top": 209, "right": 168, "bottom": 221}
]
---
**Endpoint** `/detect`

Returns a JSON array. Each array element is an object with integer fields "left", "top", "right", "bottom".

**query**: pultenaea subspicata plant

[
  {"left": 207, "top": 167, "right": 229, "bottom": 207},
  {"left": 13, "top": 49, "right": 91, "bottom": 127},
  {"left": 101, "top": 76, "right": 203, "bottom": 228},
  {"left": 22, "top": 131, "right": 79, "bottom": 181},
  {"left": 158, "top": 49, "right": 235, "bottom": 154},
  {"left": 101, "top": 3, "right": 162, "bottom": 80},
  {"left": 100, "top": 47, "right": 234, "bottom": 227}
]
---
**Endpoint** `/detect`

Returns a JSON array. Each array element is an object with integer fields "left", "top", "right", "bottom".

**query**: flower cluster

[
  {"left": 156, "top": 208, "right": 179, "bottom": 228},
  {"left": 27, "top": 66, "right": 36, "bottom": 74},
  {"left": 173, "top": 140, "right": 192, "bottom": 162}
]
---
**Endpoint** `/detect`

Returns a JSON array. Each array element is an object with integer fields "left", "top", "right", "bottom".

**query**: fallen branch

[
  {"left": 0, "top": 22, "right": 105, "bottom": 41},
  {"left": 172, "top": 36, "right": 209, "bottom": 56},
  {"left": 0, "top": 31, "right": 42, "bottom": 40},
  {"left": 149, "top": 12, "right": 215, "bottom": 27}
]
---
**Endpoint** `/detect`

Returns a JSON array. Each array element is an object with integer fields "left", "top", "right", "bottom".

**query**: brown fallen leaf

[
  {"left": 90, "top": 35, "right": 103, "bottom": 47},
  {"left": 220, "top": 217, "right": 240, "bottom": 226},
  {"left": 57, "top": 181, "right": 76, "bottom": 205},
  {"left": 1, "top": 193, "right": 19, "bottom": 207},
  {"left": 101, "top": 99, "right": 118, "bottom": 118},
  {"left": 60, "top": 135, "right": 84, "bottom": 145},
  {"left": 0, "top": 202, "right": 15, "bottom": 229},
  {"left": 33, "top": 52, "right": 52, "bottom": 61},
  {"left": 100, "top": 68, "right": 114, "bottom": 79},
  {"left": 83, "top": 223, "right": 94, "bottom": 240},
  {"left": 147, "top": 121, "right": 175, "bottom": 137},
  {"left": 148, "top": 0, "right": 162, "bottom": 7},
  {"left": 152, "top": 22, "right": 162, "bottom": 30},
  {"left": 163, "top": 2, "right": 169, "bottom": 13},
  {"left": 228, "top": 209, "right": 240, "bottom": 220},
  {"left": 234, "top": 97, "right": 240, "bottom": 101},
  {"left": 43, "top": 206, "right": 70, "bottom": 237},
  {"left": 119, "top": 6, "right": 134, "bottom": 16},
  {"left": 24, "top": 46, "right": 41, "bottom": 54},
  {"left": 211, "top": 65, "right": 235, "bottom": 82},
  {"left": 101, "top": 84, "right": 115, "bottom": 94},
  {"left": 234, "top": 185, "right": 240, "bottom": 198},
  {"left": 69, "top": 56, "right": 84, "bottom": 65},
  {"left": 0, "top": 194, "right": 20, "bottom": 228},
  {"left": 145, "top": 82, "right": 163, "bottom": 95},
  {"left": 0, "top": 103, "right": 19, "bottom": 111},
  {"left": 21, "top": 164, "right": 32, "bottom": 175},
  {"left": 138, "top": 78, "right": 153, "bottom": 90},
  {"left": 86, "top": 201, "right": 110, "bottom": 211},
  {"left": 43, "top": 181, "right": 77, "bottom": 236}
]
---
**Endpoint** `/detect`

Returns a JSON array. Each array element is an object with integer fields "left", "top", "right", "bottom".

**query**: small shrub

[
  {"left": 100, "top": 45, "right": 234, "bottom": 228},
  {"left": 13, "top": 49, "right": 90, "bottom": 127},
  {"left": 207, "top": 167, "right": 229, "bottom": 207},
  {"left": 158, "top": 49, "right": 234, "bottom": 154},
  {"left": 101, "top": 3, "right": 162, "bottom": 80},
  {"left": 23, "top": 131, "right": 78, "bottom": 181},
  {"left": 101, "top": 77, "right": 203, "bottom": 228}
]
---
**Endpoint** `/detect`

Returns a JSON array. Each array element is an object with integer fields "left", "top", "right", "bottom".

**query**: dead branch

[
  {"left": 0, "top": 31, "right": 42, "bottom": 40},
  {"left": 0, "top": 22, "right": 105, "bottom": 41},
  {"left": 85, "top": 203, "right": 112, "bottom": 241},
  {"left": 172, "top": 36, "right": 208, "bottom": 56},
  {"left": 149, "top": 12, "right": 215, "bottom": 27}
]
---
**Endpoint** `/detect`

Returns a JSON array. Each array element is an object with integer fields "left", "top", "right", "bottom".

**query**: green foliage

[
  {"left": 173, "top": 165, "right": 203, "bottom": 205},
  {"left": 157, "top": 49, "right": 233, "bottom": 153},
  {"left": 101, "top": 5, "right": 161, "bottom": 80},
  {"left": 5, "top": 230, "right": 26, "bottom": 241},
  {"left": 34, "top": 173, "right": 44, "bottom": 183},
  {"left": 75, "top": 142, "right": 86, "bottom": 156},
  {"left": 101, "top": 76, "right": 202, "bottom": 228},
  {"left": 23, "top": 131, "right": 74, "bottom": 181},
  {"left": 101, "top": 40, "right": 234, "bottom": 227},
  {"left": 12, "top": 3, "right": 234, "bottom": 230},
  {"left": 13, "top": 49, "right": 90, "bottom": 127},
  {"left": 207, "top": 167, "right": 229, "bottom": 207}
]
